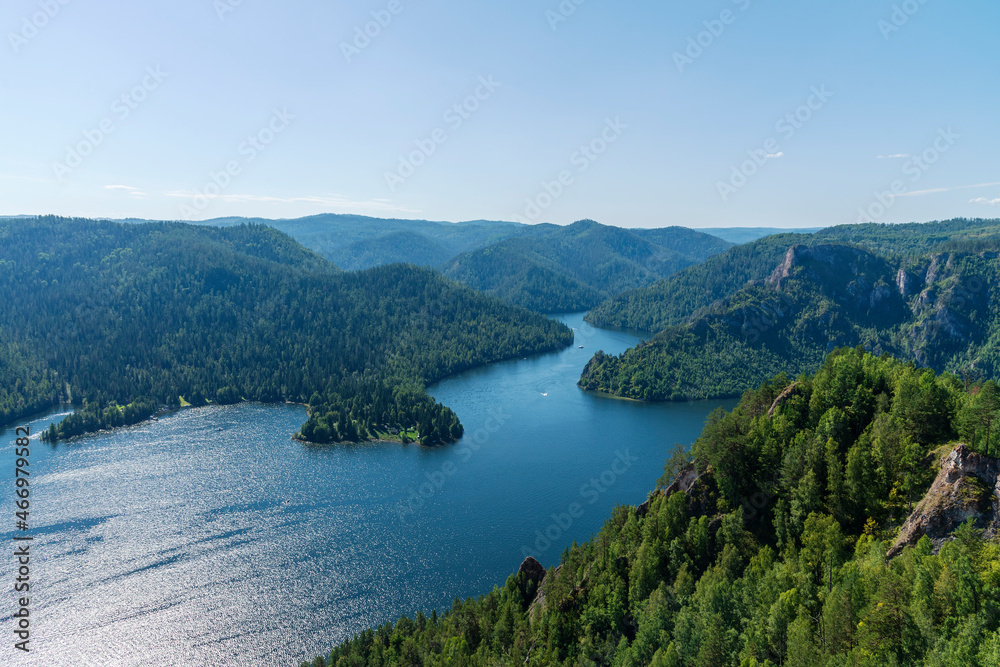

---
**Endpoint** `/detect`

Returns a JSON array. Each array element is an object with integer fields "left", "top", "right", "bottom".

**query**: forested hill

[
  {"left": 0, "top": 217, "right": 572, "bottom": 442},
  {"left": 586, "top": 232, "right": 810, "bottom": 332},
  {"left": 587, "top": 218, "right": 1000, "bottom": 333},
  {"left": 581, "top": 219, "right": 1000, "bottom": 402},
  {"left": 190, "top": 215, "right": 733, "bottom": 313},
  {"left": 815, "top": 218, "right": 1000, "bottom": 257},
  {"left": 579, "top": 243, "right": 1000, "bottom": 402},
  {"left": 200, "top": 213, "right": 528, "bottom": 271},
  {"left": 307, "top": 349, "right": 1000, "bottom": 666},
  {"left": 442, "top": 220, "right": 732, "bottom": 312}
]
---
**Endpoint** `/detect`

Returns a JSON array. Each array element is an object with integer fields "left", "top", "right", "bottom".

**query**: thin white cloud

[
  {"left": 896, "top": 181, "right": 1000, "bottom": 198},
  {"left": 765, "top": 152, "right": 784, "bottom": 159},
  {"left": 877, "top": 153, "right": 910, "bottom": 159},
  {"left": 106, "top": 184, "right": 146, "bottom": 197},
  {"left": 970, "top": 197, "right": 1000, "bottom": 206}
]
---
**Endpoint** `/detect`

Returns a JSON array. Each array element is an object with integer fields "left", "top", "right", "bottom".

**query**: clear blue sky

[{"left": 2, "top": 0, "right": 997, "bottom": 228}]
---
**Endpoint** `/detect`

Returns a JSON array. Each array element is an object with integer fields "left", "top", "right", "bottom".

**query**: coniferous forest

[
  {"left": 308, "top": 348, "right": 1000, "bottom": 667},
  {"left": 0, "top": 217, "right": 573, "bottom": 444},
  {"left": 581, "top": 219, "right": 1000, "bottom": 403},
  {"left": 9, "top": 1, "right": 998, "bottom": 664}
]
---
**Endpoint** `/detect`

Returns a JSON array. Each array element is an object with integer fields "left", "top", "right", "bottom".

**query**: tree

[{"left": 958, "top": 380, "right": 1000, "bottom": 456}]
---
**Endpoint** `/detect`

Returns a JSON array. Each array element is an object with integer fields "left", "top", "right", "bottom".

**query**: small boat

[{"left": 578, "top": 345, "right": 584, "bottom": 349}]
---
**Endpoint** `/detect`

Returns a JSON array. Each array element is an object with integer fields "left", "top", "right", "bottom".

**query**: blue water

[{"left": 0, "top": 314, "right": 735, "bottom": 666}]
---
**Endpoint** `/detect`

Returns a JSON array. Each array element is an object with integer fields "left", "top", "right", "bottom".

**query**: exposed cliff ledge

[
  {"left": 888, "top": 444, "right": 1000, "bottom": 557},
  {"left": 768, "top": 381, "right": 802, "bottom": 417}
]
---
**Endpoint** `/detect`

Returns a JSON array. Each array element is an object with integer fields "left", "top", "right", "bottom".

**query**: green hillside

[
  {"left": 193, "top": 216, "right": 732, "bottom": 313},
  {"left": 816, "top": 218, "right": 1000, "bottom": 257},
  {"left": 580, "top": 242, "right": 998, "bottom": 402},
  {"left": 586, "top": 233, "right": 810, "bottom": 332},
  {"left": 307, "top": 349, "right": 1000, "bottom": 667},
  {"left": 199, "top": 214, "right": 528, "bottom": 271},
  {"left": 443, "top": 220, "right": 733, "bottom": 313},
  {"left": 588, "top": 219, "right": 1000, "bottom": 334},
  {"left": 0, "top": 217, "right": 572, "bottom": 443},
  {"left": 582, "top": 220, "right": 1000, "bottom": 403}
]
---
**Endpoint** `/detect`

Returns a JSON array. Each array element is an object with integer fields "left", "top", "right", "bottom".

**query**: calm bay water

[{"left": 0, "top": 314, "right": 735, "bottom": 666}]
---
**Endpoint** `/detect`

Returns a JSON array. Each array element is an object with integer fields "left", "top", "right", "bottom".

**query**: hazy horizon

[{"left": 4, "top": 0, "right": 997, "bottom": 228}]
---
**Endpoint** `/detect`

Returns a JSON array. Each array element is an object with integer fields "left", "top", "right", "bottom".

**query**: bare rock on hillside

[{"left": 888, "top": 444, "right": 1000, "bottom": 558}]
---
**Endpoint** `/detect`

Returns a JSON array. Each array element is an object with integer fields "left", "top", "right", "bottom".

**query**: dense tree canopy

[
  {"left": 308, "top": 348, "right": 1000, "bottom": 666},
  {"left": 581, "top": 222, "right": 1000, "bottom": 403},
  {"left": 0, "top": 217, "right": 573, "bottom": 443},
  {"left": 445, "top": 220, "right": 732, "bottom": 313},
  {"left": 587, "top": 218, "right": 1000, "bottom": 334},
  {"left": 195, "top": 215, "right": 732, "bottom": 314}
]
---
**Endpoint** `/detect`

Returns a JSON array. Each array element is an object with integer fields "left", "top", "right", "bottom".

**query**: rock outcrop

[
  {"left": 527, "top": 563, "right": 560, "bottom": 621},
  {"left": 518, "top": 556, "right": 546, "bottom": 589},
  {"left": 897, "top": 268, "right": 919, "bottom": 298},
  {"left": 766, "top": 244, "right": 909, "bottom": 324},
  {"left": 888, "top": 444, "right": 1000, "bottom": 557},
  {"left": 768, "top": 382, "right": 802, "bottom": 417},
  {"left": 518, "top": 556, "right": 548, "bottom": 619},
  {"left": 664, "top": 463, "right": 701, "bottom": 497}
]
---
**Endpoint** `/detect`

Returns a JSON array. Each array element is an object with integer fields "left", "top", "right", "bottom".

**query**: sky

[{"left": 1, "top": 0, "right": 997, "bottom": 229}]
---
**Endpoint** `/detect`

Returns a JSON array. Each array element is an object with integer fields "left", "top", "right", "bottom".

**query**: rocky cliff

[{"left": 888, "top": 444, "right": 1000, "bottom": 557}]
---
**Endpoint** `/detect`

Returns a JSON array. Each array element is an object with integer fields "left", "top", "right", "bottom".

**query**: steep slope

[
  {"left": 443, "top": 220, "right": 733, "bottom": 312},
  {"left": 889, "top": 444, "right": 1000, "bottom": 557},
  {"left": 586, "top": 233, "right": 812, "bottom": 332},
  {"left": 586, "top": 218, "right": 1000, "bottom": 334},
  {"left": 0, "top": 217, "right": 572, "bottom": 443},
  {"left": 310, "top": 349, "right": 1000, "bottom": 667},
  {"left": 579, "top": 242, "right": 1000, "bottom": 401}
]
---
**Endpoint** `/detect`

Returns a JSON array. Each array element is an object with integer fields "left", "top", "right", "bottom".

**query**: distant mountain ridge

[
  {"left": 192, "top": 214, "right": 529, "bottom": 271},
  {"left": 697, "top": 226, "right": 823, "bottom": 244},
  {"left": 442, "top": 220, "right": 732, "bottom": 312},
  {"left": 195, "top": 214, "right": 735, "bottom": 313}
]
